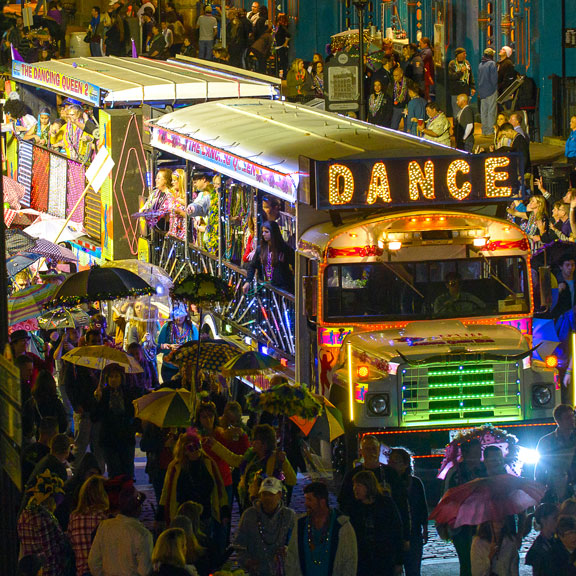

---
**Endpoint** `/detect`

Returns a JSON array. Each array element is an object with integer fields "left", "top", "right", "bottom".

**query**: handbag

[{"left": 83, "top": 31, "right": 91, "bottom": 43}]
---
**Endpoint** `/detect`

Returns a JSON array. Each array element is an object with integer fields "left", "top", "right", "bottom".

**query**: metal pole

[
  {"left": 354, "top": 1, "right": 367, "bottom": 121},
  {"left": 0, "top": 103, "right": 8, "bottom": 351}
]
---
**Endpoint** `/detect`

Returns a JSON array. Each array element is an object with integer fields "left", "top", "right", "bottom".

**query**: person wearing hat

[
  {"left": 448, "top": 47, "right": 475, "bottom": 118},
  {"left": 498, "top": 45, "right": 518, "bottom": 104},
  {"left": 17, "top": 470, "right": 71, "bottom": 576},
  {"left": 234, "top": 476, "right": 296, "bottom": 576},
  {"left": 156, "top": 302, "right": 198, "bottom": 384},
  {"left": 11, "top": 330, "right": 53, "bottom": 390},
  {"left": 196, "top": 4, "right": 217, "bottom": 60},
  {"left": 477, "top": 47, "right": 498, "bottom": 136},
  {"left": 92, "top": 362, "right": 138, "bottom": 479},
  {"left": 17, "top": 554, "right": 43, "bottom": 576},
  {"left": 88, "top": 484, "right": 153, "bottom": 576}
]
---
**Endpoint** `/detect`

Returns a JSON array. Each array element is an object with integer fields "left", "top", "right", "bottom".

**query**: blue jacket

[
  {"left": 566, "top": 129, "right": 576, "bottom": 159},
  {"left": 476, "top": 57, "right": 498, "bottom": 99}
]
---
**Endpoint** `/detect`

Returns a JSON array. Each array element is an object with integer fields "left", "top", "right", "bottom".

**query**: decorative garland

[
  {"left": 437, "top": 424, "right": 520, "bottom": 480},
  {"left": 171, "top": 273, "right": 233, "bottom": 305},
  {"left": 46, "top": 286, "right": 154, "bottom": 309}
]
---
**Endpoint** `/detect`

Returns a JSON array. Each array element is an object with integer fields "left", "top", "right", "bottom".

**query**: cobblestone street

[{"left": 134, "top": 450, "right": 537, "bottom": 575}]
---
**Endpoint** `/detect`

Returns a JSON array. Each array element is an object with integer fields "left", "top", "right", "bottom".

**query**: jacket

[
  {"left": 448, "top": 58, "right": 475, "bottom": 95},
  {"left": 566, "top": 130, "right": 576, "bottom": 159},
  {"left": 498, "top": 57, "right": 517, "bottom": 94},
  {"left": 286, "top": 511, "right": 357, "bottom": 576},
  {"left": 477, "top": 57, "right": 498, "bottom": 98}
]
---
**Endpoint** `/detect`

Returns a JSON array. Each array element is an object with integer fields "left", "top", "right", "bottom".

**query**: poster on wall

[{"left": 434, "top": 23, "right": 445, "bottom": 67}]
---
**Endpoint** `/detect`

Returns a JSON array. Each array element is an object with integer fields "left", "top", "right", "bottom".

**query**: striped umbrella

[
  {"left": 221, "top": 350, "right": 281, "bottom": 376},
  {"left": 133, "top": 388, "right": 194, "bottom": 428},
  {"left": 8, "top": 284, "right": 58, "bottom": 326},
  {"left": 5, "top": 229, "right": 36, "bottom": 257}
]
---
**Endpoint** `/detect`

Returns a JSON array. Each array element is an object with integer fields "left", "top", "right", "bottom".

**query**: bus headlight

[
  {"left": 367, "top": 394, "right": 390, "bottom": 416},
  {"left": 532, "top": 384, "right": 552, "bottom": 407}
]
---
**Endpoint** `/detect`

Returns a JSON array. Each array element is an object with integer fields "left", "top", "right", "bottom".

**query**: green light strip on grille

[
  {"left": 427, "top": 368, "right": 494, "bottom": 376},
  {"left": 428, "top": 381, "right": 496, "bottom": 388},
  {"left": 428, "top": 405, "right": 497, "bottom": 414},
  {"left": 426, "top": 393, "right": 496, "bottom": 401}
]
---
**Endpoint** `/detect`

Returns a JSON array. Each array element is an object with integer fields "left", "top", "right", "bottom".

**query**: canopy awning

[
  {"left": 149, "top": 98, "right": 463, "bottom": 202},
  {"left": 11, "top": 57, "right": 277, "bottom": 106}
]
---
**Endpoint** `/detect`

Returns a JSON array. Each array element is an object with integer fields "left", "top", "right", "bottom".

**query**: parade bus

[
  {"left": 6, "top": 57, "right": 276, "bottom": 267},
  {"left": 147, "top": 98, "right": 558, "bottom": 474}
]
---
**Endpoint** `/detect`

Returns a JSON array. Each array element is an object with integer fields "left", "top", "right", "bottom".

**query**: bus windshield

[{"left": 324, "top": 256, "right": 530, "bottom": 322}]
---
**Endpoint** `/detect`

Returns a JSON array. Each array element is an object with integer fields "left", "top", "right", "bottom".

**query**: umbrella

[
  {"left": 166, "top": 339, "right": 240, "bottom": 373},
  {"left": 221, "top": 350, "right": 281, "bottom": 377},
  {"left": 48, "top": 266, "right": 155, "bottom": 308},
  {"left": 103, "top": 259, "right": 173, "bottom": 295},
  {"left": 62, "top": 345, "right": 143, "bottom": 373},
  {"left": 24, "top": 218, "right": 85, "bottom": 244},
  {"left": 3, "top": 175, "right": 26, "bottom": 208},
  {"left": 170, "top": 273, "right": 234, "bottom": 390},
  {"left": 429, "top": 474, "right": 545, "bottom": 528},
  {"left": 133, "top": 388, "right": 193, "bottom": 428},
  {"left": 7, "top": 252, "right": 42, "bottom": 277},
  {"left": 291, "top": 396, "right": 345, "bottom": 442},
  {"left": 532, "top": 317, "right": 561, "bottom": 360},
  {"left": 38, "top": 307, "right": 91, "bottom": 330},
  {"left": 32, "top": 239, "right": 77, "bottom": 262},
  {"left": 5, "top": 228, "right": 36, "bottom": 257},
  {"left": 8, "top": 283, "right": 58, "bottom": 326},
  {"left": 247, "top": 382, "right": 322, "bottom": 420}
]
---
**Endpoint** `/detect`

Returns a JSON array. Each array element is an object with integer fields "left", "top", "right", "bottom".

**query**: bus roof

[
  {"left": 11, "top": 58, "right": 276, "bottom": 107},
  {"left": 149, "top": 98, "right": 464, "bottom": 202},
  {"left": 298, "top": 210, "right": 528, "bottom": 262}
]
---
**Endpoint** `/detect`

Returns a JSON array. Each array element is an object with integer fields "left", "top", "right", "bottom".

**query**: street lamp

[{"left": 353, "top": 0, "right": 368, "bottom": 121}]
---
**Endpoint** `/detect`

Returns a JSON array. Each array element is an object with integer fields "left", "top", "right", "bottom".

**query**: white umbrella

[{"left": 24, "top": 218, "right": 85, "bottom": 244}]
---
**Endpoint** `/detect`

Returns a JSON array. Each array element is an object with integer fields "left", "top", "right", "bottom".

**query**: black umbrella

[{"left": 47, "top": 266, "right": 155, "bottom": 308}]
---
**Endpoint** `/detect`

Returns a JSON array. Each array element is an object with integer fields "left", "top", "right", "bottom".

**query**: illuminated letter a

[{"left": 367, "top": 162, "right": 392, "bottom": 204}]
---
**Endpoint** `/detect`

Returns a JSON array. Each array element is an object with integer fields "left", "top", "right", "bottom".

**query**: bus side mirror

[
  {"left": 302, "top": 276, "right": 318, "bottom": 318},
  {"left": 539, "top": 266, "right": 552, "bottom": 311}
]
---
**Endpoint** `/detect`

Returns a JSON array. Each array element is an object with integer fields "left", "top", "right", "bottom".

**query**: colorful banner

[
  {"left": 12, "top": 60, "right": 101, "bottom": 106},
  {"left": 151, "top": 125, "right": 298, "bottom": 202}
]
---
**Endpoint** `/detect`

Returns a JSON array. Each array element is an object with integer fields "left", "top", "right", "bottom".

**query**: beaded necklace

[
  {"left": 307, "top": 513, "right": 331, "bottom": 565},
  {"left": 368, "top": 92, "right": 385, "bottom": 117},
  {"left": 171, "top": 321, "right": 192, "bottom": 345},
  {"left": 265, "top": 251, "right": 274, "bottom": 281}
]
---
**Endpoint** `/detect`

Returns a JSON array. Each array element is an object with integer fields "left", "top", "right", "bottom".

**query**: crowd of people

[{"left": 12, "top": 295, "right": 430, "bottom": 576}]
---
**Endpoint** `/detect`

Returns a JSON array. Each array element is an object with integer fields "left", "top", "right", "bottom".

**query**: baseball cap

[
  {"left": 205, "top": 5, "right": 212, "bottom": 12},
  {"left": 454, "top": 47, "right": 466, "bottom": 56},
  {"left": 483, "top": 48, "right": 495, "bottom": 57},
  {"left": 259, "top": 477, "right": 283, "bottom": 494}
]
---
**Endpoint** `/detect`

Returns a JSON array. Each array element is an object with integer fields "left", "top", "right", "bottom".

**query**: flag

[{"left": 10, "top": 44, "right": 24, "bottom": 63}]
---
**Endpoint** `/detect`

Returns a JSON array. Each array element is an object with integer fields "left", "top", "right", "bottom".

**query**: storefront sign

[
  {"left": 314, "top": 154, "right": 518, "bottom": 210},
  {"left": 12, "top": 60, "right": 101, "bottom": 106},
  {"left": 151, "top": 126, "right": 298, "bottom": 202}
]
